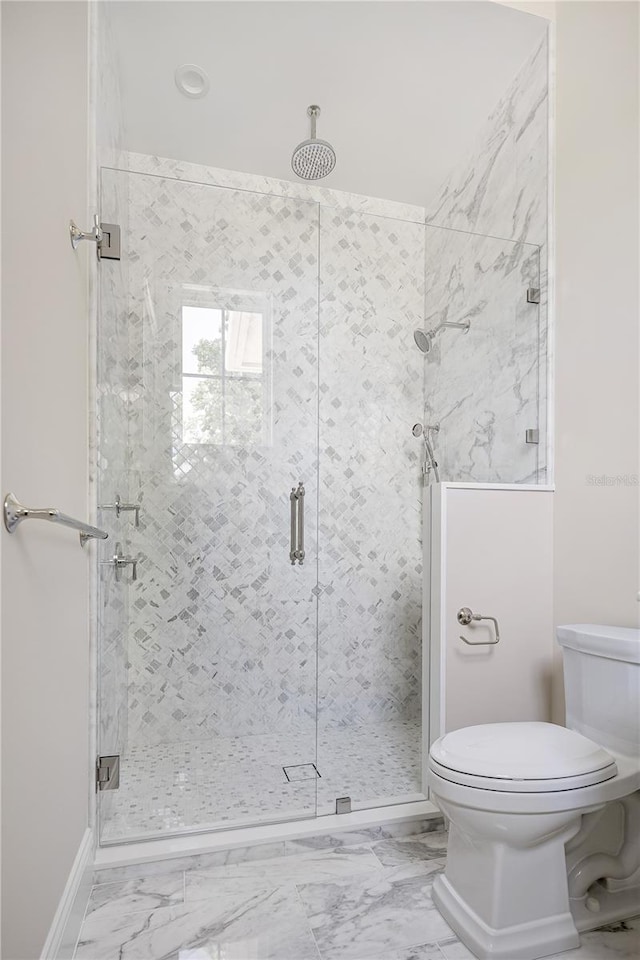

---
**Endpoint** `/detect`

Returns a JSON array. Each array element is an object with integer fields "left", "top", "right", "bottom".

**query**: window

[{"left": 181, "top": 304, "right": 266, "bottom": 446}]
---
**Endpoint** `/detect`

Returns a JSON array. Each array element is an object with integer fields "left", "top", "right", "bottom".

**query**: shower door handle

[
  {"left": 289, "top": 482, "right": 305, "bottom": 565},
  {"left": 290, "top": 487, "right": 297, "bottom": 564},
  {"left": 297, "top": 482, "right": 305, "bottom": 564}
]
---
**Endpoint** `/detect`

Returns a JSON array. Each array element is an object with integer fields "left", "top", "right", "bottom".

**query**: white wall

[
  {"left": 1, "top": 2, "right": 91, "bottom": 956},
  {"left": 429, "top": 485, "right": 554, "bottom": 738},
  {"left": 553, "top": 1, "right": 640, "bottom": 718}
]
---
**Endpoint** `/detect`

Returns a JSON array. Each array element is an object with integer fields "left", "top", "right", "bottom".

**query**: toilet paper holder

[{"left": 457, "top": 607, "right": 501, "bottom": 645}]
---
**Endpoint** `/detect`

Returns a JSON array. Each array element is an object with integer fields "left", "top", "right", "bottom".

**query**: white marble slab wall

[
  {"left": 424, "top": 36, "right": 549, "bottom": 482},
  {"left": 423, "top": 228, "right": 541, "bottom": 483}
]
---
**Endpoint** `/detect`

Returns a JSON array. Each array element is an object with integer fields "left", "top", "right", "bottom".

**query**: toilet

[{"left": 428, "top": 624, "right": 640, "bottom": 960}]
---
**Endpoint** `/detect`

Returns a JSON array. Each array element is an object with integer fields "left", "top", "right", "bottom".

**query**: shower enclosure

[
  {"left": 96, "top": 164, "right": 429, "bottom": 843},
  {"left": 90, "top": 0, "right": 549, "bottom": 850},
  {"left": 95, "top": 157, "right": 543, "bottom": 845}
]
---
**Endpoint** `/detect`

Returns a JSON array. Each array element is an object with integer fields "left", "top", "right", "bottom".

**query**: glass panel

[
  {"left": 424, "top": 226, "right": 541, "bottom": 483},
  {"left": 181, "top": 306, "right": 222, "bottom": 376},
  {"left": 316, "top": 207, "right": 426, "bottom": 814},
  {"left": 95, "top": 166, "right": 131, "bottom": 837},
  {"left": 98, "top": 169, "right": 319, "bottom": 843},
  {"left": 182, "top": 376, "right": 222, "bottom": 445}
]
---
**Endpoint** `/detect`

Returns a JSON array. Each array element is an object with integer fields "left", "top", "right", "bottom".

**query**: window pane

[
  {"left": 182, "top": 306, "right": 223, "bottom": 375},
  {"left": 225, "top": 311, "right": 263, "bottom": 374},
  {"left": 182, "top": 376, "right": 222, "bottom": 444},
  {"left": 226, "top": 379, "right": 263, "bottom": 445}
]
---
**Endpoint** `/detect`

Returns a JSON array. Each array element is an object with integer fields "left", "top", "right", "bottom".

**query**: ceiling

[{"left": 105, "top": 1, "right": 547, "bottom": 208}]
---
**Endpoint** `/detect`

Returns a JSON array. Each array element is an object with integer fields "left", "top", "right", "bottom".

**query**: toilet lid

[{"left": 430, "top": 722, "right": 616, "bottom": 784}]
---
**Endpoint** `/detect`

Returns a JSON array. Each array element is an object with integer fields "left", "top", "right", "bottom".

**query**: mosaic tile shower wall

[
  {"left": 317, "top": 207, "right": 425, "bottom": 730},
  {"left": 111, "top": 163, "right": 427, "bottom": 750},
  {"left": 122, "top": 171, "right": 321, "bottom": 748}
]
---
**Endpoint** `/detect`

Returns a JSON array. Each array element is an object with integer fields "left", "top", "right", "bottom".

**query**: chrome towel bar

[{"left": 3, "top": 492, "right": 109, "bottom": 547}]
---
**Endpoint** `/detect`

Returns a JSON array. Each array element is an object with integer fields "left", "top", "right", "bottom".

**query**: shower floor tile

[{"left": 99, "top": 718, "right": 422, "bottom": 843}]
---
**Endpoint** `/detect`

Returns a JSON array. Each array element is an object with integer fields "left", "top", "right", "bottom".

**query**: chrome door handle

[
  {"left": 457, "top": 607, "right": 500, "bottom": 645},
  {"left": 100, "top": 542, "right": 139, "bottom": 582},
  {"left": 289, "top": 482, "right": 305, "bottom": 565}
]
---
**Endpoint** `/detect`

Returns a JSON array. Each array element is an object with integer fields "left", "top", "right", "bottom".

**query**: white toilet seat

[{"left": 429, "top": 721, "right": 618, "bottom": 794}]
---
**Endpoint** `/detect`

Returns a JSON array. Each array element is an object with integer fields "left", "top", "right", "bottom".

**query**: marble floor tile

[
  {"left": 547, "top": 919, "right": 640, "bottom": 960},
  {"left": 93, "top": 840, "right": 288, "bottom": 885},
  {"left": 296, "top": 859, "right": 454, "bottom": 960},
  {"left": 76, "top": 836, "right": 640, "bottom": 960},
  {"left": 389, "top": 945, "right": 447, "bottom": 960},
  {"left": 371, "top": 829, "right": 449, "bottom": 866},
  {"left": 283, "top": 817, "right": 444, "bottom": 856},
  {"left": 76, "top": 882, "right": 321, "bottom": 960},
  {"left": 185, "top": 846, "right": 382, "bottom": 901},
  {"left": 184, "top": 844, "right": 382, "bottom": 896},
  {"left": 86, "top": 873, "right": 185, "bottom": 921}
]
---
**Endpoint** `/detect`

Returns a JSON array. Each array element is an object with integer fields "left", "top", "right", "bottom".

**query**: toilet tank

[{"left": 557, "top": 624, "right": 640, "bottom": 757}]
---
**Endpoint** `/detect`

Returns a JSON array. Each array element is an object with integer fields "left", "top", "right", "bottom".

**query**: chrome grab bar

[
  {"left": 457, "top": 607, "right": 500, "bottom": 645},
  {"left": 289, "top": 482, "right": 305, "bottom": 565},
  {"left": 3, "top": 492, "right": 109, "bottom": 548}
]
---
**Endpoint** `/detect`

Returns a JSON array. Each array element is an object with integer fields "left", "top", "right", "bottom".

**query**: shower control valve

[{"left": 100, "top": 543, "right": 139, "bottom": 582}]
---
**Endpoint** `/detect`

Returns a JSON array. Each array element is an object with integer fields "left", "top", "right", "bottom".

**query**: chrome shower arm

[{"left": 437, "top": 319, "right": 471, "bottom": 333}]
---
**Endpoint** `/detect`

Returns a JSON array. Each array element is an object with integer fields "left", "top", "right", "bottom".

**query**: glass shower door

[{"left": 97, "top": 169, "right": 320, "bottom": 842}]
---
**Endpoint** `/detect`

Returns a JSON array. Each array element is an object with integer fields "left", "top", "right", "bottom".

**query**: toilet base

[{"left": 432, "top": 874, "right": 580, "bottom": 960}]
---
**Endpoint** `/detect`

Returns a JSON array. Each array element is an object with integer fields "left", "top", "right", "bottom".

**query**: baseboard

[{"left": 40, "top": 828, "right": 94, "bottom": 960}]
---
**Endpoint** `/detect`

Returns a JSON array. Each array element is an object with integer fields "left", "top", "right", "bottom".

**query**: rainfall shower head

[{"left": 291, "top": 105, "right": 336, "bottom": 181}]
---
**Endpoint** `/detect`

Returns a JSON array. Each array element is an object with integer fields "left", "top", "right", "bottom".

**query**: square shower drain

[{"left": 283, "top": 763, "right": 321, "bottom": 782}]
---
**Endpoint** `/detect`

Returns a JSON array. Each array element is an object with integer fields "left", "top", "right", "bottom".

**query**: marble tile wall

[
  {"left": 423, "top": 228, "right": 541, "bottom": 483},
  {"left": 425, "top": 38, "right": 548, "bottom": 246},
  {"left": 113, "top": 163, "right": 425, "bottom": 748},
  {"left": 424, "top": 36, "right": 549, "bottom": 482},
  {"left": 317, "top": 207, "right": 424, "bottom": 728},
  {"left": 122, "top": 170, "right": 321, "bottom": 747}
]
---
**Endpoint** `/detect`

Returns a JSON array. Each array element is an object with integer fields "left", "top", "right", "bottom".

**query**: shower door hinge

[
  {"left": 336, "top": 796, "right": 352, "bottom": 814},
  {"left": 525, "top": 429, "right": 540, "bottom": 444},
  {"left": 96, "top": 754, "right": 120, "bottom": 791},
  {"left": 526, "top": 287, "right": 540, "bottom": 304},
  {"left": 98, "top": 223, "right": 121, "bottom": 261}
]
